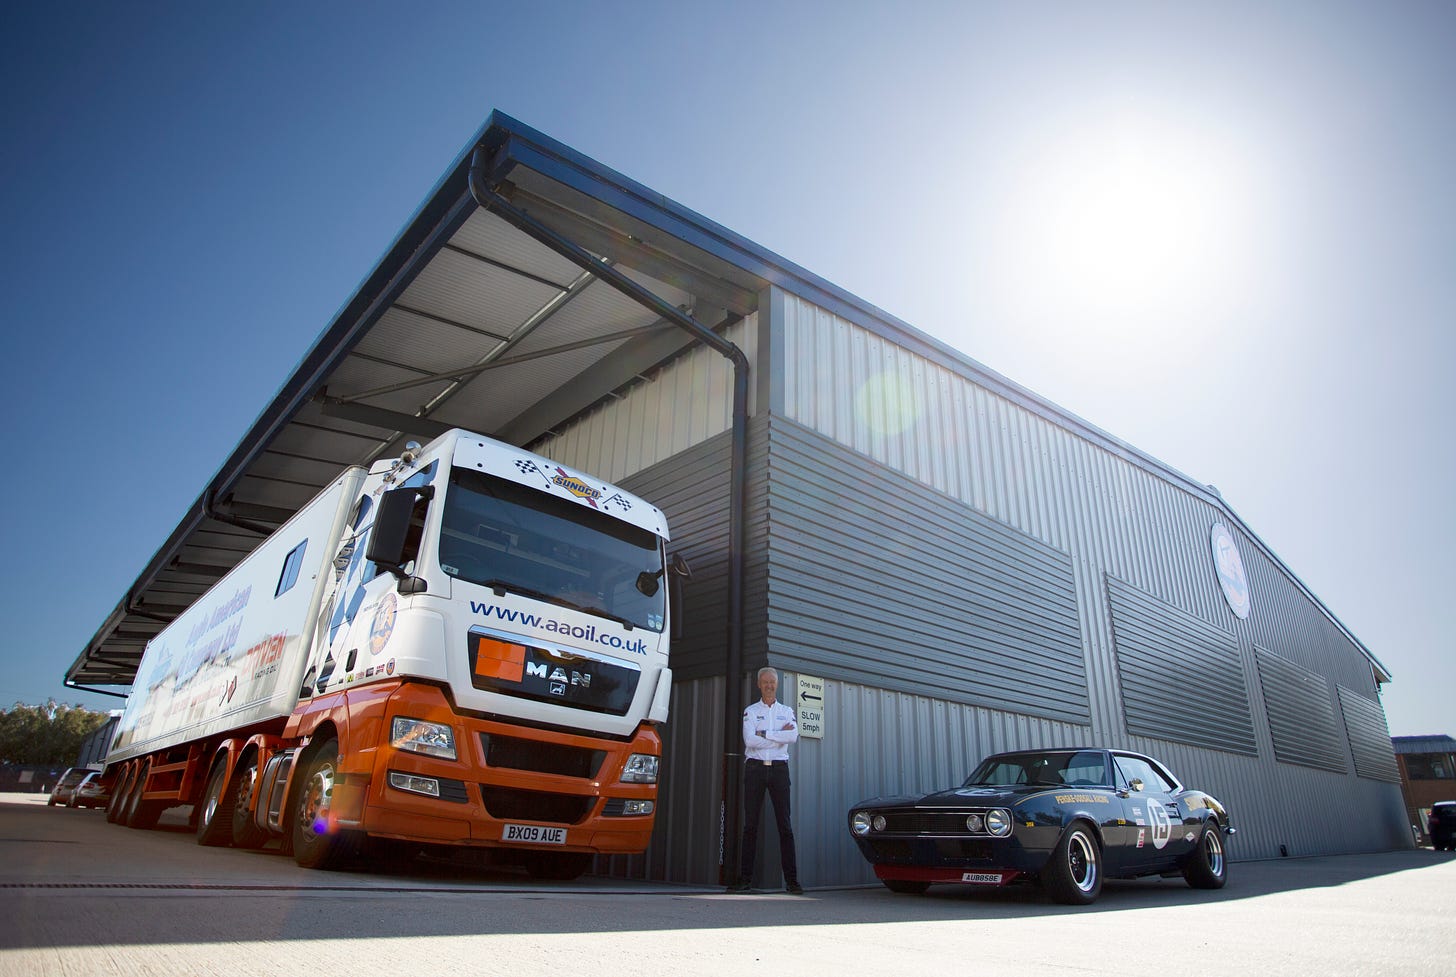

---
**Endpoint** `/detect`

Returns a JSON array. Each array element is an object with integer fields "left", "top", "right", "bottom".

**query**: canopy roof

[{"left": 68, "top": 111, "right": 1390, "bottom": 691}]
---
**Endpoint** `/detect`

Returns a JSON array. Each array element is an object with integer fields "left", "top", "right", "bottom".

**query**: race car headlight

[
  {"left": 621, "top": 753, "right": 659, "bottom": 784},
  {"left": 966, "top": 814, "right": 985, "bottom": 833},
  {"left": 390, "top": 717, "right": 457, "bottom": 760},
  {"left": 985, "top": 808, "right": 1012, "bottom": 836},
  {"left": 852, "top": 811, "right": 873, "bottom": 836}
]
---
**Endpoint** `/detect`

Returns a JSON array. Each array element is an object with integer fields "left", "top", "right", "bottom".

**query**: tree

[{"left": 0, "top": 701, "right": 110, "bottom": 764}]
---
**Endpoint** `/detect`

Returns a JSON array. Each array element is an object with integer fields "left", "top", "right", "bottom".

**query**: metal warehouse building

[{"left": 68, "top": 112, "right": 1409, "bottom": 886}]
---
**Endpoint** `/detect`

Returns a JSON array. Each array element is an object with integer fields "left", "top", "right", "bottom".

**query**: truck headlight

[
  {"left": 390, "top": 717, "right": 457, "bottom": 760},
  {"left": 621, "top": 753, "right": 659, "bottom": 783}
]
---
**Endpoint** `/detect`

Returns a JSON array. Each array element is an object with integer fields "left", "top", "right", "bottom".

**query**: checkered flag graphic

[
  {"left": 513, "top": 458, "right": 551, "bottom": 487},
  {"left": 602, "top": 492, "right": 633, "bottom": 514}
]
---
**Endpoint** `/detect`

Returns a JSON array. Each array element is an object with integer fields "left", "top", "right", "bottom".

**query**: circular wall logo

[{"left": 1210, "top": 523, "right": 1250, "bottom": 619}]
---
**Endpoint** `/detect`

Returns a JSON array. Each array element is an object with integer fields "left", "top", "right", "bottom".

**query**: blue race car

[{"left": 848, "top": 747, "right": 1234, "bottom": 905}]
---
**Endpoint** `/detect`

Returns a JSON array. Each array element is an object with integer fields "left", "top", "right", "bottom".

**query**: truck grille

[
  {"left": 481, "top": 733, "right": 605, "bottom": 779},
  {"left": 479, "top": 786, "right": 596, "bottom": 824}
]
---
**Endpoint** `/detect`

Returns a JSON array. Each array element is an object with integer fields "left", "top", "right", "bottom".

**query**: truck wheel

[
  {"left": 119, "top": 760, "right": 147, "bottom": 827},
  {"left": 230, "top": 753, "right": 269, "bottom": 850},
  {"left": 520, "top": 851, "right": 592, "bottom": 881},
  {"left": 1182, "top": 821, "right": 1227, "bottom": 890},
  {"left": 106, "top": 765, "right": 133, "bottom": 823},
  {"left": 291, "top": 738, "right": 361, "bottom": 870},
  {"left": 196, "top": 760, "right": 235, "bottom": 847},
  {"left": 123, "top": 759, "right": 163, "bottom": 830},
  {"left": 1041, "top": 821, "right": 1102, "bottom": 905}
]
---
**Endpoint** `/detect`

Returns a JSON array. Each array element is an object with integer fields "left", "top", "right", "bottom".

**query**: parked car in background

[
  {"left": 847, "top": 747, "right": 1235, "bottom": 905},
  {"left": 47, "top": 767, "right": 93, "bottom": 807},
  {"left": 72, "top": 771, "right": 110, "bottom": 809},
  {"left": 1428, "top": 801, "right": 1456, "bottom": 850}
]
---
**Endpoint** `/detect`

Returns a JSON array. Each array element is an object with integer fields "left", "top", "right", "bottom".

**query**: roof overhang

[{"left": 67, "top": 111, "right": 769, "bottom": 689}]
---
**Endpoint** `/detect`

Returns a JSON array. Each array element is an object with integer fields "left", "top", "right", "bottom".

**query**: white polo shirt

[{"left": 742, "top": 698, "right": 799, "bottom": 762}]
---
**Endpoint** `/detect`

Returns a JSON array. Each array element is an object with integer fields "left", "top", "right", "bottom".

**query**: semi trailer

[{"left": 102, "top": 427, "right": 685, "bottom": 878}]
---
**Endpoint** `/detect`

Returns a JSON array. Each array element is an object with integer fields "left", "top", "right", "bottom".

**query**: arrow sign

[{"left": 796, "top": 674, "right": 824, "bottom": 739}]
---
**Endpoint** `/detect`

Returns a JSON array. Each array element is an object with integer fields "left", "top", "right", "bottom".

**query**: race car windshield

[
  {"left": 965, "top": 751, "right": 1111, "bottom": 788},
  {"left": 439, "top": 466, "right": 666, "bottom": 632}
]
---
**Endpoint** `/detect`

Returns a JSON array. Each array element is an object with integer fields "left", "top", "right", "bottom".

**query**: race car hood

[{"left": 852, "top": 784, "right": 1057, "bottom": 808}]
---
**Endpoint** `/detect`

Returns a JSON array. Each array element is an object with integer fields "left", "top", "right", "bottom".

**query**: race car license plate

[
  {"left": 961, "top": 872, "right": 1002, "bottom": 884},
  {"left": 503, "top": 823, "right": 567, "bottom": 845}
]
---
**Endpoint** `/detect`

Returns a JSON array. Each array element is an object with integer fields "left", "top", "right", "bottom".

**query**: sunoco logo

[{"left": 552, "top": 467, "right": 601, "bottom": 507}]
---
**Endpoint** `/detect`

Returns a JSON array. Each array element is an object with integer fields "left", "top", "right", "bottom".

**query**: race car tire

[
  {"left": 1183, "top": 821, "right": 1228, "bottom": 889},
  {"left": 1043, "top": 821, "right": 1102, "bottom": 905}
]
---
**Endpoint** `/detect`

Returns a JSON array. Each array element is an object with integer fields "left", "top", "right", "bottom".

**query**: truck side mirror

[
  {"left": 367, "top": 486, "right": 433, "bottom": 583},
  {"left": 668, "top": 552, "right": 691, "bottom": 641}
]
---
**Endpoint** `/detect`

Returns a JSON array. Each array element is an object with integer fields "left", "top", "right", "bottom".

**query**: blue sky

[{"left": 1, "top": 2, "right": 1450, "bottom": 736}]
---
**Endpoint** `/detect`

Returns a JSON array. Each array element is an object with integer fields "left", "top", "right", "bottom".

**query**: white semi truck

[{"left": 103, "top": 428, "right": 685, "bottom": 877}]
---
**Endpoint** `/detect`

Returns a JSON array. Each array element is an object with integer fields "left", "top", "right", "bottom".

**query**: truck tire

[
  {"left": 123, "top": 759, "right": 164, "bottom": 830},
  {"left": 196, "top": 760, "right": 235, "bottom": 847},
  {"left": 121, "top": 759, "right": 152, "bottom": 829},
  {"left": 106, "top": 764, "right": 134, "bottom": 823},
  {"left": 291, "top": 738, "right": 361, "bottom": 870},
  {"left": 230, "top": 753, "right": 269, "bottom": 850}
]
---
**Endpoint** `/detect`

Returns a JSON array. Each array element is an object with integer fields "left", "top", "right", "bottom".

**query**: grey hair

[{"left": 756, "top": 666, "right": 778, "bottom": 680}]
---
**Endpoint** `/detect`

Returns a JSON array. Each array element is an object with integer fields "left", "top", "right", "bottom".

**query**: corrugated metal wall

[
  {"left": 776, "top": 290, "right": 1409, "bottom": 865},
  {"left": 1255, "top": 647, "right": 1347, "bottom": 772},
  {"left": 763, "top": 416, "right": 1089, "bottom": 723},
  {"left": 530, "top": 285, "right": 1409, "bottom": 884},
  {"left": 1339, "top": 686, "right": 1402, "bottom": 782},
  {"left": 1106, "top": 575, "right": 1257, "bottom": 755},
  {"left": 531, "top": 316, "right": 756, "bottom": 485}
]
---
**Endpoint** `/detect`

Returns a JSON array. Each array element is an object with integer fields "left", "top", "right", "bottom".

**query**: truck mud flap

[{"left": 256, "top": 748, "right": 298, "bottom": 835}]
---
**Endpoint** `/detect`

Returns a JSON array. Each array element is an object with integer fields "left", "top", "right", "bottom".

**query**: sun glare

[{"left": 987, "top": 108, "right": 1264, "bottom": 333}]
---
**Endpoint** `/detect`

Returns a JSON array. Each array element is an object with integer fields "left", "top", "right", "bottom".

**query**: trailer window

[{"left": 274, "top": 541, "right": 308, "bottom": 597}]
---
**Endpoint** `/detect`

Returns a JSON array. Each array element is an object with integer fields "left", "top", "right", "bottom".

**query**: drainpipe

[
  {"left": 468, "top": 148, "right": 751, "bottom": 884},
  {"left": 203, "top": 488, "right": 273, "bottom": 536}
]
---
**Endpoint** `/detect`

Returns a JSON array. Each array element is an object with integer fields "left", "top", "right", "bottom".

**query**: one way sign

[{"left": 796, "top": 674, "right": 825, "bottom": 739}]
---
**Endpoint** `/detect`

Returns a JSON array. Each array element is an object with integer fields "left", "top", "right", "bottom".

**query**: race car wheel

[
  {"left": 291, "top": 738, "right": 361, "bottom": 870},
  {"left": 882, "top": 879, "right": 931, "bottom": 895},
  {"left": 1043, "top": 821, "right": 1102, "bottom": 905},
  {"left": 1183, "top": 821, "right": 1227, "bottom": 889}
]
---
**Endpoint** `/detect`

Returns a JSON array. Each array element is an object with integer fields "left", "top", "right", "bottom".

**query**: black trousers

[{"left": 740, "top": 761, "right": 798, "bottom": 884}]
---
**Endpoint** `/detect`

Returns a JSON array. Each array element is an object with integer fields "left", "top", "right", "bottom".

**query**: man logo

[{"left": 526, "top": 662, "right": 548, "bottom": 679}]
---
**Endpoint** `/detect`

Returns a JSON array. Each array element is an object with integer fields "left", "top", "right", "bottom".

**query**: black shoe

[
  {"left": 726, "top": 880, "right": 752, "bottom": 893},
  {"left": 786, "top": 882, "right": 805, "bottom": 895}
]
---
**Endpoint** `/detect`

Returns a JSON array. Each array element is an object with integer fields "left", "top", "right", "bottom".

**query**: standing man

[{"left": 728, "top": 666, "right": 803, "bottom": 894}]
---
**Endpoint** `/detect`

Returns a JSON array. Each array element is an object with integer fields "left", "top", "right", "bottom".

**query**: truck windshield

[{"left": 439, "top": 466, "right": 666, "bottom": 632}]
